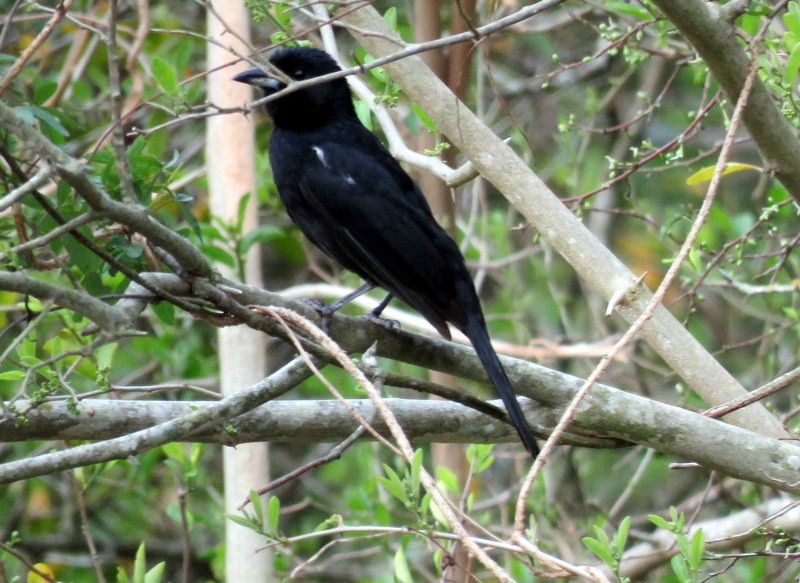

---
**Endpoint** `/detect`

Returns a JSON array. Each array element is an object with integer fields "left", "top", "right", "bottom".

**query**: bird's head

[{"left": 233, "top": 46, "right": 354, "bottom": 129}]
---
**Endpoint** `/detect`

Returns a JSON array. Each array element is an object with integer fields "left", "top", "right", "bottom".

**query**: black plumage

[{"left": 234, "top": 47, "right": 538, "bottom": 457}]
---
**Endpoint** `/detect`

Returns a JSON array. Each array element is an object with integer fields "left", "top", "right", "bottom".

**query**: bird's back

[{"left": 269, "top": 119, "right": 480, "bottom": 338}]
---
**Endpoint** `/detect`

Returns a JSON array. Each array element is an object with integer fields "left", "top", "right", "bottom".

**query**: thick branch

[
  {"left": 0, "top": 272, "right": 132, "bottom": 333},
  {"left": 0, "top": 357, "right": 313, "bottom": 484},
  {"left": 340, "top": 5, "right": 786, "bottom": 438},
  {"left": 2, "top": 381, "right": 800, "bottom": 495},
  {"left": 0, "top": 99, "right": 213, "bottom": 278}
]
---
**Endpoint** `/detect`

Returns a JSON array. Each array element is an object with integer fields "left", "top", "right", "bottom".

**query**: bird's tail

[{"left": 464, "top": 316, "right": 539, "bottom": 458}]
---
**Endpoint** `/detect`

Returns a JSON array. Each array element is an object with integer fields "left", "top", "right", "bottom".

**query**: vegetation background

[{"left": 0, "top": 0, "right": 798, "bottom": 581}]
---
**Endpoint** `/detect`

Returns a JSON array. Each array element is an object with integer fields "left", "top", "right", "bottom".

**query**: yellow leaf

[
  {"left": 686, "top": 163, "right": 761, "bottom": 186},
  {"left": 28, "top": 563, "right": 55, "bottom": 583}
]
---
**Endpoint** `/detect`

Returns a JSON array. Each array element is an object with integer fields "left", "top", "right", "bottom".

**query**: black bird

[{"left": 234, "top": 47, "right": 539, "bottom": 457}]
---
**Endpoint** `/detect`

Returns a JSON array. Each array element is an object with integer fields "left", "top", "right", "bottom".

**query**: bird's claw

[
  {"left": 360, "top": 312, "right": 401, "bottom": 332},
  {"left": 299, "top": 296, "right": 329, "bottom": 313},
  {"left": 298, "top": 297, "right": 337, "bottom": 332}
]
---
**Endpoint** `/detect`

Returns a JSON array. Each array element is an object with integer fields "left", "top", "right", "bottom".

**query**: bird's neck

[{"left": 273, "top": 109, "right": 360, "bottom": 133}]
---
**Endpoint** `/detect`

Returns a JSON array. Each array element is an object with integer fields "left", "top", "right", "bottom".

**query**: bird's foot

[
  {"left": 359, "top": 311, "right": 401, "bottom": 332},
  {"left": 299, "top": 297, "right": 337, "bottom": 332},
  {"left": 299, "top": 296, "right": 328, "bottom": 312}
]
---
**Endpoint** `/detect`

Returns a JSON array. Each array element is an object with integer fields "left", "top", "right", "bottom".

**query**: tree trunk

[{"left": 206, "top": 2, "right": 271, "bottom": 581}]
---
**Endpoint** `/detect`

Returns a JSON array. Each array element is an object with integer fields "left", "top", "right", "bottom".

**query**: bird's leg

[
  {"left": 327, "top": 282, "right": 376, "bottom": 312},
  {"left": 362, "top": 293, "right": 401, "bottom": 331},
  {"left": 306, "top": 282, "right": 375, "bottom": 332},
  {"left": 369, "top": 293, "right": 393, "bottom": 318}
]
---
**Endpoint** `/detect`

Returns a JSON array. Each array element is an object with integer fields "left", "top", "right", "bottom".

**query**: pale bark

[
  {"left": 206, "top": 2, "right": 271, "bottom": 580},
  {"left": 340, "top": 4, "right": 787, "bottom": 439}
]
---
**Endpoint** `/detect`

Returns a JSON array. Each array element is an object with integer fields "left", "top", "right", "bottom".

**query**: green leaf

[
  {"left": 250, "top": 490, "right": 264, "bottom": 524},
  {"left": 466, "top": 443, "right": 494, "bottom": 473},
  {"left": 786, "top": 42, "right": 800, "bottom": 84},
  {"left": 412, "top": 103, "right": 437, "bottom": 133},
  {"left": 791, "top": 1, "right": 800, "bottom": 21},
  {"left": 152, "top": 57, "right": 180, "bottom": 96},
  {"left": 688, "top": 246, "right": 702, "bottom": 274},
  {"left": 607, "top": 1, "right": 652, "bottom": 19},
  {"left": 369, "top": 64, "right": 388, "bottom": 83},
  {"left": 202, "top": 244, "right": 235, "bottom": 267},
  {"left": 670, "top": 506, "right": 685, "bottom": 530},
  {"left": 582, "top": 536, "right": 614, "bottom": 567},
  {"left": 435, "top": 465, "right": 458, "bottom": 495},
  {"left": 383, "top": 7, "right": 398, "bottom": 31},
  {"left": 377, "top": 465, "right": 408, "bottom": 505},
  {"left": 239, "top": 225, "right": 282, "bottom": 255},
  {"left": 227, "top": 514, "right": 258, "bottom": 530},
  {"left": 144, "top": 562, "right": 165, "bottom": 583},
  {"left": 688, "top": 528, "right": 705, "bottom": 569},
  {"left": 162, "top": 442, "right": 186, "bottom": 465},
  {"left": 786, "top": 9, "right": 800, "bottom": 36},
  {"left": 267, "top": 495, "right": 280, "bottom": 531},
  {"left": 235, "top": 192, "right": 252, "bottom": 233},
  {"left": 648, "top": 514, "right": 672, "bottom": 530},
  {"left": 615, "top": 516, "right": 631, "bottom": 552},
  {"left": 313, "top": 514, "right": 341, "bottom": 531},
  {"left": 393, "top": 546, "right": 413, "bottom": 583},
  {"left": 151, "top": 301, "right": 176, "bottom": 326},
  {"left": 670, "top": 554, "right": 691, "bottom": 583},
  {"left": 409, "top": 448, "right": 423, "bottom": 496},
  {"left": 133, "top": 543, "right": 146, "bottom": 583},
  {"left": 429, "top": 498, "right": 450, "bottom": 528},
  {"left": 0, "top": 370, "right": 26, "bottom": 381},
  {"left": 353, "top": 99, "right": 373, "bottom": 130},
  {"left": 686, "top": 162, "right": 761, "bottom": 185},
  {"left": 116, "top": 566, "right": 131, "bottom": 583},
  {"left": 15, "top": 105, "right": 68, "bottom": 137},
  {"left": 34, "top": 81, "right": 58, "bottom": 104}
]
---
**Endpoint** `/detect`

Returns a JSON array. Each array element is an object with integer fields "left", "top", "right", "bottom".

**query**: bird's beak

[{"left": 233, "top": 67, "right": 285, "bottom": 93}]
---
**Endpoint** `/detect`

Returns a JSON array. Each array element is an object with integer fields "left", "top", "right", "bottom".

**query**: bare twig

[
  {"left": 258, "top": 306, "right": 515, "bottom": 583},
  {"left": 105, "top": 0, "right": 137, "bottom": 204},
  {"left": 0, "top": 165, "right": 52, "bottom": 212},
  {"left": 704, "top": 366, "right": 800, "bottom": 419},
  {"left": 513, "top": 49, "right": 763, "bottom": 534},
  {"left": 0, "top": 0, "right": 73, "bottom": 96},
  {"left": 73, "top": 473, "right": 108, "bottom": 583}
]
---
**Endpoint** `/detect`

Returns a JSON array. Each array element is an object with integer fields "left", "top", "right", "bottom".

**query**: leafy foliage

[{"left": 0, "top": 1, "right": 798, "bottom": 582}]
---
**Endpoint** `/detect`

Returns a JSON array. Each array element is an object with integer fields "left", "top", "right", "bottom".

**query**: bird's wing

[{"left": 294, "top": 141, "right": 464, "bottom": 338}]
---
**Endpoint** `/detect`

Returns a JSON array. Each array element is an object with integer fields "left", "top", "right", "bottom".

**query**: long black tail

[{"left": 465, "top": 316, "right": 539, "bottom": 458}]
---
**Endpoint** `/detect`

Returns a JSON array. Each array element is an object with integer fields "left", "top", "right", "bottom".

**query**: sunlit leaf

[
  {"left": 152, "top": 57, "right": 180, "bottom": 96},
  {"left": 393, "top": 546, "right": 413, "bottom": 583},
  {"left": 686, "top": 162, "right": 761, "bottom": 185}
]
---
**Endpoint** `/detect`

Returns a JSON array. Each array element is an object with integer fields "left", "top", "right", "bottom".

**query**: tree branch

[
  {"left": 650, "top": 0, "right": 800, "bottom": 203},
  {"left": 617, "top": 496, "right": 800, "bottom": 579},
  {"left": 2, "top": 382, "right": 799, "bottom": 495},
  {"left": 0, "top": 356, "right": 314, "bottom": 484},
  {"left": 0, "top": 272, "right": 132, "bottom": 333},
  {"left": 0, "top": 99, "right": 214, "bottom": 279},
  {"left": 339, "top": 4, "right": 787, "bottom": 438}
]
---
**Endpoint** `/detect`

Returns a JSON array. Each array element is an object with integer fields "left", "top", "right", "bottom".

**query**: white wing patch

[
  {"left": 312, "top": 146, "right": 328, "bottom": 168},
  {"left": 314, "top": 145, "right": 356, "bottom": 185}
]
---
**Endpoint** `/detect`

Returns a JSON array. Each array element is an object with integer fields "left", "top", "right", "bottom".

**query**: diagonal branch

[
  {"left": 0, "top": 100, "right": 213, "bottom": 279},
  {"left": 0, "top": 272, "right": 132, "bottom": 333},
  {"left": 339, "top": 4, "right": 787, "bottom": 439},
  {"left": 650, "top": 0, "right": 800, "bottom": 203}
]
